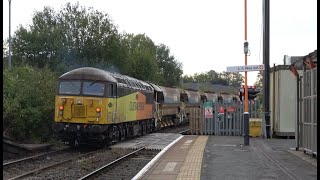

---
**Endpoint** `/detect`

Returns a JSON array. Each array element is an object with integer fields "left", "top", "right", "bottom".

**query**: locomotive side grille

[{"left": 73, "top": 105, "right": 86, "bottom": 117}]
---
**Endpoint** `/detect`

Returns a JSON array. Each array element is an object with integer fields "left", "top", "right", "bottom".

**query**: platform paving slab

[
  {"left": 201, "top": 136, "right": 317, "bottom": 180},
  {"left": 139, "top": 135, "right": 208, "bottom": 180}
]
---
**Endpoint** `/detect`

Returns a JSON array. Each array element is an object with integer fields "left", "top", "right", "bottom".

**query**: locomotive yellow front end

[{"left": 52, "top": 67, "right": 117, "bottom": 146}]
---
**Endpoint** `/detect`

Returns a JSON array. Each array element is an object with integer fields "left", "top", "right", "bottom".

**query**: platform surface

[
  {"left": 136, "top": 136, "right": 317, "bottom": 180},
  {"left": 111, "top": 133, "right": 182, "bottom": 150}
]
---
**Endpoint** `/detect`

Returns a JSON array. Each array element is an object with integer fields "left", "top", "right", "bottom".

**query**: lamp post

[{"left": 8, "top": 0, "right": 12, "bottom": 69}]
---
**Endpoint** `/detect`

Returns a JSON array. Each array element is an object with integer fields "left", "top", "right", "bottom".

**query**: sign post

[{"left": 225, "top": 1, "right": 267, "bottom": 146}]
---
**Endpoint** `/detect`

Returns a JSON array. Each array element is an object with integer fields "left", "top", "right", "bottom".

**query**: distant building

[{"left": 283, "top": 49, "right": 317, "bottom": 67}]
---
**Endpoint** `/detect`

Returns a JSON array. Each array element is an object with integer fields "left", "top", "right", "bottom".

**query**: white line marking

[
  {"left": 131, "top": 136, "right": 184, "bottom": 180},
  {"left": 163, "top": 162, "right": 177, "bottom": 172}
]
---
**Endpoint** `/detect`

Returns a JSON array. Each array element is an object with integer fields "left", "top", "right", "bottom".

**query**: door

[{"left": 106, "top": 83, "right": 117, "bottom": 123}]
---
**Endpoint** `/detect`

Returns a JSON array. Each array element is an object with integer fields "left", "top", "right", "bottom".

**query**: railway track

[
  {"left": 11, "top": 148, "right": 141, "bottom": 180},
  {"left": 4, "top": 147, "right": 100, "bottom": 180},
  {"left": 3, "top": 147, "right": 69, "bottom": 167},
  {"left": 3, "top": 125, "right": 185, "bottom": 180},
  {"left": 158, "top": 123, "right": 189, "bottom": 134},
  {"left": 178, "top": 129, "right": 190, "bottom": 134},
  {"left": 79, "top": 148, "right": 159, "bottom": 180}
]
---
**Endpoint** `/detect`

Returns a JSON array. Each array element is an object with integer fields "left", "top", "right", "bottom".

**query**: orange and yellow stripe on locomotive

[
  {"left": 116, "top": 91, "right": 153, "bottom": 122},
  {"left": 54, "top": 91, "right": 153, "bottom": 125}
]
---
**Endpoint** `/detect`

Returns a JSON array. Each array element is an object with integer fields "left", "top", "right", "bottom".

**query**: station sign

[
  {"left": 226, "top": 65, "right": 264, "bottom": 72},
  {"left": 226, "top": 106, "right": 236, "bottom": 113},
  {"left": 218, "top": 106, "right": 225, "bottom": 114},
  {"left": 204, "top": 102, "right": 213, "bottom": 118}
]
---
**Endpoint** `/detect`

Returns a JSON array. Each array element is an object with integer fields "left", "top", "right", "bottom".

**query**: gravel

[
  {"left": 89, "top": 150, "right": 159, "bottom": 180},
  {"left": 24, "top": 148, "right": 136, "bottom": 180},
  {"left": 3, "top": 148, "right": 86, "bottom": 180}
]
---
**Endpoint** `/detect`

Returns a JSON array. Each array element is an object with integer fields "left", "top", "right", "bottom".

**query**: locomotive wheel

[
  {"left": 108, "top": 126, "right": 120, "bottom": 144},
  {"left": 119, "top": 125, "right": 125, "bottom": 141},
  {"left": 125, "top": 124, "right": 131, "bottom": 139}
]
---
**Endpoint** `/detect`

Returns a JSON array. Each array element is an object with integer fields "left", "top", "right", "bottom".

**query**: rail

[
  {"left": 78, "top": 147, "right": 145, "bottom": 180},
  {"left": 3, "top": 147, "right": 69, "bottom": 167}
]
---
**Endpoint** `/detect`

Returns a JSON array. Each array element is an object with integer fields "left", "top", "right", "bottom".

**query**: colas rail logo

[{"left": 129, "top": 102, "right": 144, "bottom": 111}]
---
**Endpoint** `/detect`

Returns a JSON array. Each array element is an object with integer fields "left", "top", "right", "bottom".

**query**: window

[
  {"left": 59, "top": 80, "right": 81, "bottom": 95},
  {"left": 107, "top": 83, "right": 116, "bottom": 97},
  {"left": 82, "top": 81, "right": 105, "bottom": 96}
]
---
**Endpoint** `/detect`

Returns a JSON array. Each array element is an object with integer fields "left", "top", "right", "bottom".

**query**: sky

[{"left": 3, "top": 0, "right": 317, "bottom": 85}]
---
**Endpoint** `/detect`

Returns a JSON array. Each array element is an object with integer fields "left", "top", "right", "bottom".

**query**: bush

[{"left": 3, "top": 65, "right": 58, "bottom": 143}]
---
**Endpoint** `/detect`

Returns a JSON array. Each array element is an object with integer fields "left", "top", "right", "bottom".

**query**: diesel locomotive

[{"left": 52, "top": 67, "right": 235, "bottom": 146}]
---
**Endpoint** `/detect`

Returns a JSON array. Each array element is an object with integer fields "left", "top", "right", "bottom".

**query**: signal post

[
  {"left": 226, "top": 0, "right": 264, "bottom": 145},
  {"left": 244, "top": 0, "right": 249, "bottom": 146}
]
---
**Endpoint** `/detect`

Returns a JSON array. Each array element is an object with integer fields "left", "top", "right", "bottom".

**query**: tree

[
  {"left": 182, "top": 75, "right": 195, "bottom": 83},
  {"left": 156, "top": 44, "right": 183, "bottom": 86},
  {"left": 3, "top": 65, "right": 58, "bottom": 142},
  {"left": 11, "top": 3, "right": 122, "bottom": 74},
  {"left": 3, "top": 41, "right": 9, "bottom": 69},
  {"left": 229, "top": 72, "right": 244, "bottom": 87},
  {"left": 181, "top": 70, "right": 243, "bottom": 87},
  {"left": 254, "top": 71, "right": 263, "bottom": 89},
  {"left": 121, "top": 33, "right": 159, "bottom": 82}
]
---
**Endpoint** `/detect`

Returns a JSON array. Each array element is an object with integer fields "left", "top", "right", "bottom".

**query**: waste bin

[{"left": 249, "top": 118, "right": 262, "bottom": 137}]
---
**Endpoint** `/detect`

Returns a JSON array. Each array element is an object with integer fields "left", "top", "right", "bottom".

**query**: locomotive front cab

[
  {"left": 52, "top": 67, "right": 118, "bottom": 144},
  {"left": 55, "top": 80, "right": 117, "bottom": 124}
]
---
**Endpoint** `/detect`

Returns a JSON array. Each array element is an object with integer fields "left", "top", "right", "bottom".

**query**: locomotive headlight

[
  {"left": 58, "top": 105, "right": 64, "bottom": 116},
  {"left": 96, "top": 107, "right": 101, "bottom": 117}
]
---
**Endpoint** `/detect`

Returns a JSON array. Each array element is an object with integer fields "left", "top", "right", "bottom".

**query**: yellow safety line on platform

[{"left": 176, "top": 136, "right": 208, "bottom": 180}]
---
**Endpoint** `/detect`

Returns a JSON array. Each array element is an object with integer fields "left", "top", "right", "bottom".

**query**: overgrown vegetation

[{"left": 3, "top": 66, "right": 57, "bottom": 142}]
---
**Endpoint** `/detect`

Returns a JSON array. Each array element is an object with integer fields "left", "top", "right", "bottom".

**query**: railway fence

[
  {"left": 189, "top": 99, "right": 261, "bottom": 136},
  {"left": 299, "top": 67, "right": 317, "bottom": 156}
]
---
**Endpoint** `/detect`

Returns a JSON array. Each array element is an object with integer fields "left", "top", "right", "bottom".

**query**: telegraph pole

[
  {"left": 243, "top": 0, "right": 250, "bottom": 145},
  {"left": 262, "top": 0, "right": 271, "bottom": 138},
  {"left": 8, "top": 0, "right": 12, "bottom": 69}
]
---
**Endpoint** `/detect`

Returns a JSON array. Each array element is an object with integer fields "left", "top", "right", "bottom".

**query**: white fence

[{"left": 299, "top": 67, "right": 317, "bottom": 156}]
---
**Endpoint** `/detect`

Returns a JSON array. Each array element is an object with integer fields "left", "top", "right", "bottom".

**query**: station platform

[
  {"left": 134, "top": 135, "right": 317, "bottom": 180},
  {"left": 3, "top": 138, "right": 52, "bottom": 160}
]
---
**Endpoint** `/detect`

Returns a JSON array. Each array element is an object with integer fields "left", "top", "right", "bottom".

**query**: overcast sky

[{"left": 3, "top": 0, "right": 317, "bottom": 85}]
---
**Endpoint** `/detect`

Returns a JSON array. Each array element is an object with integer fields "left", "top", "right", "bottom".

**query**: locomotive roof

[
  {"left": 59, "top": 67, "right": 153, "bottom": 91},
  {"left": 147, "top": 83, "right": 163, "bottom": 92},
  {"left": 59, "top": 67, "right": 117, "bottom": 82}
]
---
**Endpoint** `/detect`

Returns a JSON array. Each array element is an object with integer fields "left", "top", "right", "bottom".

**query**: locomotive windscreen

[
  {"left": 58, "top": 80, "right": 106, "bottom": 96},
  {"left": 59, "top": 80, "right": 81, "bottom": 95}
]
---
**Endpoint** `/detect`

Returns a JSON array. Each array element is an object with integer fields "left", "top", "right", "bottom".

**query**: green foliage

[
  {"left": 182, "top": 70, "right": 244, "bottom": 87},
  {"left": 122, "top": 34, "right": 159, "bottom": 82},
  {"left": 4, "top": 2, "right": 185, "bottom": 143},
  {"left": 3, "top": 66, "right": 58, "bottom": 142},
  {"left": 254, "top": 72, "right": 263, "bottom": 102},
  {"left": 11, "top": 3, "right": 122, "bottom": 74},
  {"left": 156, "top": 44, "right": 183, "bottom": 86},
  {"left": 10, "top": 2, "right": 183, "bottom": 85},
  {"left": 254, "top": 72, "right": 263, "bottom": 89}
]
